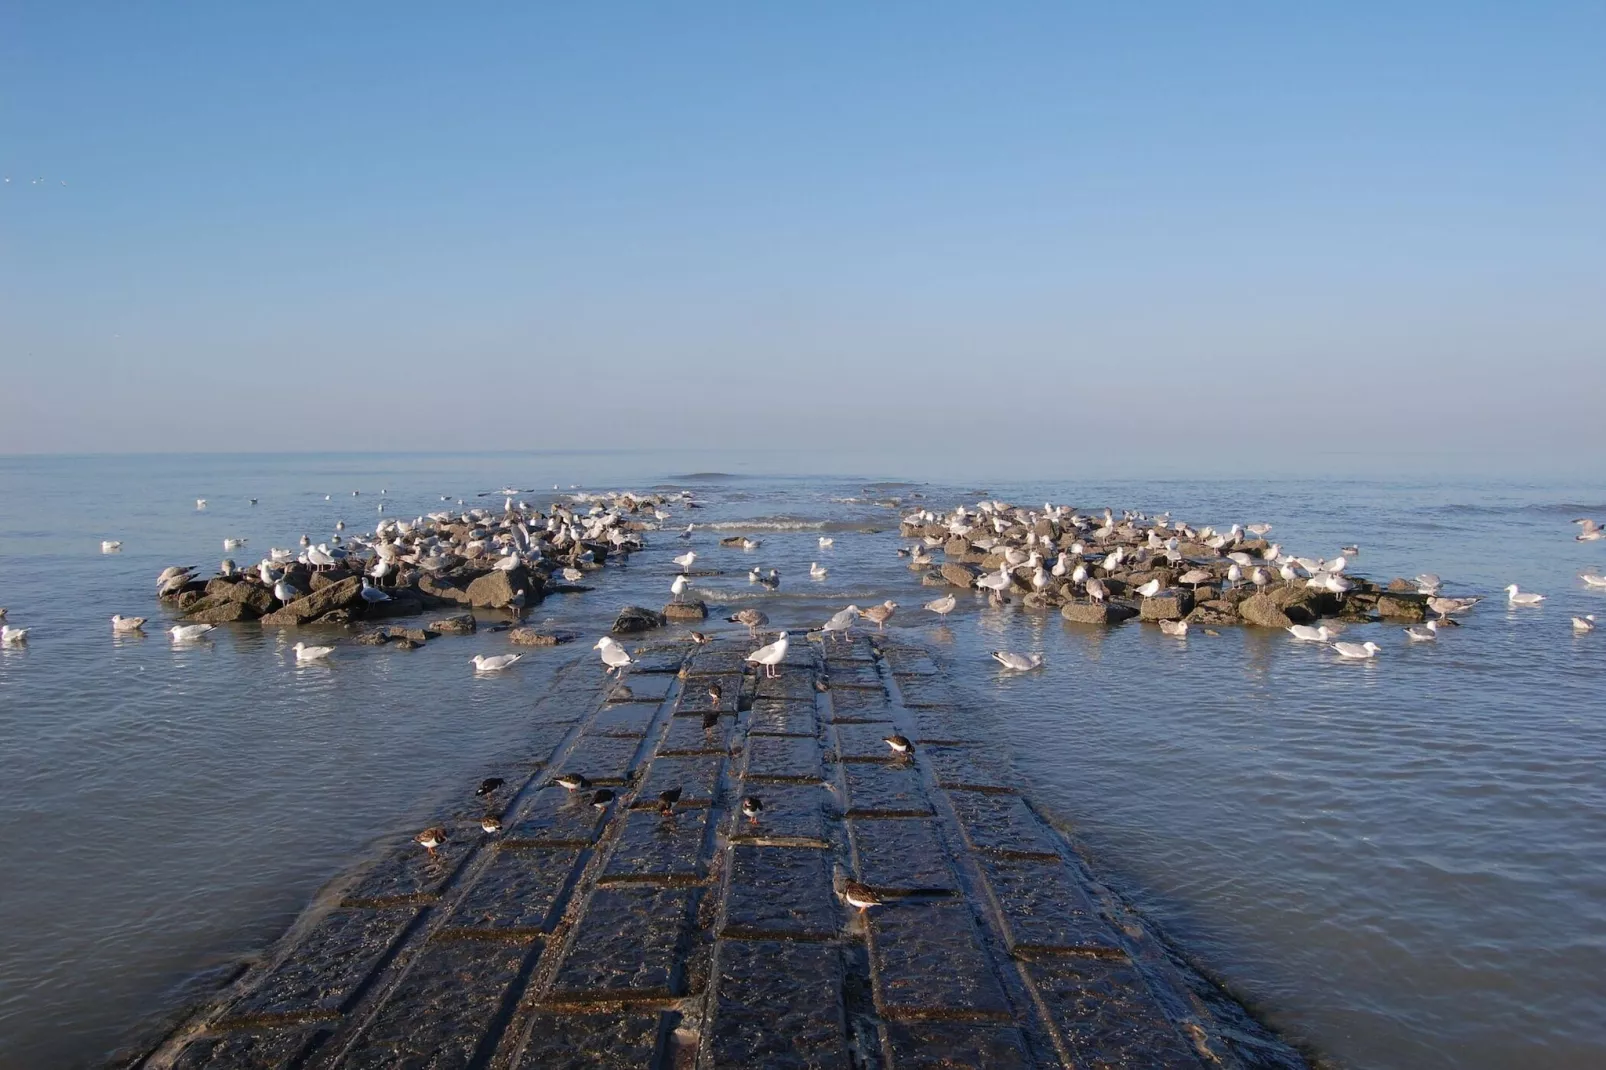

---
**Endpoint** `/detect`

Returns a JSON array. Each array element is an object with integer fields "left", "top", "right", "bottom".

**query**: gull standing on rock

[
  {"left": 670, "top": 574, "right": 689, "bottom": 602},
  {"left": 746, "top": 631, "right": 789, "bottom": 678},
  {"left": 360, "top": 579, "right": 391, "bottom": 603},
  {"left": 594, "top": 636, "right": 633, "bottom": 674},
  {"left": 991, "top": 651, "right": 1043, "bottom": 671},
  {"left": 472, "top": 653, "right": 524, "bottom": 673},
  {"left": 1135, "top": 578, "right": 1161, "bottom": 599}
]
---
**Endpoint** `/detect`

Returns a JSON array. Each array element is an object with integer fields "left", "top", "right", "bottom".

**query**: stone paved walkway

[{"left": 125, "top": 637, "right": 1308, "bottom": 1069}]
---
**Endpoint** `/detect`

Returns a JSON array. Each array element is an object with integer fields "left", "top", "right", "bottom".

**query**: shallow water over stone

[{"left": 1, "top": 453, "right": 1602, "bottom": 1067}]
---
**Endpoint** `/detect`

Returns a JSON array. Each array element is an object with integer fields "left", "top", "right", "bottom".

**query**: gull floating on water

[
  {"left": 809, "top": 562, "right": 828, "bottom": 580},
  {"left": 169, "top": 623, "right": 216, "bottom": 643},
  {"left": 1288, "top": 624, "right": 1335, "bottom": 642},
  {"left": 747, "top": 631, "right": 789, "bottom": 678},
  {"left": 818, "top": 536, "right": 834, "bottom": 548},
  {"left": 472, "top": 653, "right": 523, "bottom": 672},
  {"left": 1505, "top": 584, "right": 1545, "bottom": 606},
  {"left": 1404, "top": 621, "right": 1442, "bottom": 641},
  {"left": 991, "top": 650, "right": 1043, "bottom": 671},
  {"left": 2, "top": 625, "right": 28, "bottom": 645},
  {"left": 1331, "top": 640, "right": 1380, "bottom": 659},
  {"left": 294, "top": 641, "right": 335, "bottom": 662},
  {"left": 1580, "top": 572, "right": 1606, "bottom": 589},
  {"left": 111, "top": 615, "right": 146, "bottom": 633},
  {"left": 195, "top": 499, "right": 207, "bottom": 510},
  {"left": 594, "top": 636, "right": 633, "bottom": 674},
  {"left": 101, "top": 540, "right": 122, "bottom": 553},
  {"left": 1572, "top": 615, "right": 1596, "bottom": 633},
  {"left": 1158, "top": 619, "right": 1189, "bottom": 637}
]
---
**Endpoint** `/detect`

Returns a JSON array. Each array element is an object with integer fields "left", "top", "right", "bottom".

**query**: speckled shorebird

[
  {"left": 658, "top": 787, "right": 682, "bottom": 815},
  {"left": 741, "top": 796, "right": 764, "bottom": 824},
  {"left": 728, "top": 609, "right": 769, "bottom": 635},
  {"left": 884, "top": 733, "right": 912, "bottom": 756},
  {"left": 841, "top": 878, "right": 885, "bottom": 913},
  {"left": 708, "top": 683, "right": 723, "bottom": 710},
  {"left": 415, "top": 826, "right": 446, "bottom": 857},
  {"left": 480, "top": 815, "right": 503, "bottom": 834},
  {"left": 556, "top": 773, "right": 592, "bottom": 792},
  {"left": 476, "top": 777, "right": 505, "bottom": 797},
  {"left": 690, "top": 631, "right": 709, "bottom": 645},
  {"left": 702, "top": 710, "right": 720, "bottom": 730},
  {"left": 590, "top": 788, "right": 616, "bottom": 810},
  {"left": 860, "top": 600, "right": 898, "bottom": 631}
]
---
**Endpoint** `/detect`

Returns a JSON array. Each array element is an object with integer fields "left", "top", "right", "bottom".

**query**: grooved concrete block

[
  {"left": 601, "top": 807, "right": 710, "bottom": 885},
  {"left": 604, "top": 673, "right": 675, "bottom": 703},
  {"left": 503, "top": 787, "right": 608, "bottom": 848},
  {"left": 342, "top": 836, "right": 475, "bottom": 907},
  {"left": 866, "top": 900, "right": 1010, "bottom": 1021},
  {"left": 445, "top": 848, "right": 582, "bottom": 934},
  {"left": 659, "top": 713, "right": 735, "bottom": 755},
  {"left": 589, "top": 702, "right": 657, "bottom": 737},
  {"left": 721, "top": 845, "right": 837, "bottom": 940},
  {"left": 227, "top": 907, "right": 419, "bottom": 1020},
  {"left": 883, "top": 1021, "right": 1032, "bottom": 1069},
  {"left": 949, "top": 791, "right": 1060, "bottom": 860},
  {"left": 561, "top": 734, "right": 644, "bottom": 784},
  {"left": 823, "top": 686, "right": 892, "bottom": 721},
  {"left": 707, "top": 940, "right": 850, "bottom": 1068},
  {"left": 744, "top": 735, "right": 823, "bottom": 783},
  {"left": 753, "top": 674, "right": 818, "bottom": 702},
  {"left": 335, "top": 936, "right": 533, "bottom": 1069},
  {"left": 894, "top": 676, "right": 954, "bottom": 708},
  {"left": 171, "top": 1025, "right": 330, "bottom": 1070},
  {"left": 728, "top": 782, "right": 828, "bottom": 848},
  {"left": 976, "top": 855, "right": 1122, "bottom": 956},
  {"left": 636, "top": 754, "right": 723, "bottom": 806},
  {"left": 833, "top": 723, "right": 906, "bottom": 763},
  {"left": 515, "top": 1011, "right": 666, "bottom": 1069},
  {"left": 849, "top": 819, "right": 956, "bottom": 895},
  {"left": 923, "top": 744, "right": 1015, "bottom": 791},
  {"left": 748, "top": 698, "right": 819, "bottom": 737},
  {"left": 843, "top": 763, "right": 933, "bottom": 818},
  {"left": 1023, "top": 957, "right": 1207, "bottom": 1068},
  {"left": 550, "top": 887, "right": 695, "bottom": 1001},
  {"left": 821, "top": 659, "right": 883, "bottom": 689}
]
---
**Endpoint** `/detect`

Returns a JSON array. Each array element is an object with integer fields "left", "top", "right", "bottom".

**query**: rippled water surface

[{"left": 1, "top": 453, "right": 1603, "bottom": 1068}]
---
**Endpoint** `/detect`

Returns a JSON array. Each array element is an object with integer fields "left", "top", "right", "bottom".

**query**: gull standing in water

[
  {"left": 991, "top": 651, "right": 1043, "bottom": 671},
  {"left": 924, "top": 593, "right": 956, "bottom": 618},
  {"left": 747, "top": 631, "right": 789, "bottom": 678},
  {"left": 673, "top": 550, "right": 697, "bottom": 573},
  {"left": 594, "top": 636, "right": 633, "bottom": 674},
  {"left": 860, "top": 601, "right": 897, "bottom": 631},
  {"left": 1505, "top": 585, "right": 1545, "bottom": 606},
  {"left": 821, "top": 605, "right": 860, "bottom": 643}
]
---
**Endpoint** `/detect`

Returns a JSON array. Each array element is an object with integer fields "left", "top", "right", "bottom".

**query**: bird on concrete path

[
  {"left": 415, "top": 827, "right": 446, "bottom": 858},
  {"left": 741, "top": 796, "right": 764, "bottom": 824},
  {"left": 556, "top": 773, "right": 592, "bottom": 792},
  {"left": 658, "top": 787, "right": 682, "bottom": 815},
  {"left": 728, "top": 609, "right": 769, "bottom": 636},
  {"left": 747, "top": 631, "right": 789, "bottom": 678},
  {"left": 883, "top": 733, "right": 912, "bottom": 757},
  {"left": 860, "top": 601, "right": 898, "bottom": 631}
]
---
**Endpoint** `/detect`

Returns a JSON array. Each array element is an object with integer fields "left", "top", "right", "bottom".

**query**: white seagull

[
  {"left": 1505, "top": 585, "right": 1545, "bottom": 606},
  {"left": 101, "top": 540, "right": 122, "bottom": 553},
  {"left": 111, "top": 615, "right": 147, "bottom": 633},
  {"left": 294, "top": 641, "right": 335, "bottom": 662},
  {"left": 2, "top": 625, "right": 28, "bottom": 645},
  {"left": 1287, "top": 624, "right": 1335, "bottom": 642},
  {"left": 1404, "top": 621, "right": 1441, "bottom": 641},
  {"left": 820, "top": 606, "right": 860, "bottom": 643},
  {"left": 360, "top": 579, "right": 391, "bottom": 603},
  {"left": 1581, "top": 572, "right": 1606, "bottom": 589},
  {"left": 1572, "top": 615, "right": 1596, "bottom": 633},
  {"left": 991, "top": 651, "right": 1043, "bottom": 671},
  {"left": 673, "top": 550, "right": 697, "bottom": 573},
  {"left": 169, "top": 623, "right": 216, "bottom": 643},
  {"left": 471, "top": 653, "right": 524, "bottom": 672},
  {"left": 1158, "top": 619, "right": 1189, "bottom": 637},
  {"left": 924, "top": 594, "right": 956, "bottom": 618},
  {"left": 670, "top": 574, "right": 689, "bottom": 602},
  {"left": 594, "top": 636, "right": 633, "bottom": 674},
  {"left": 809, "top": 562, "right": 828, "bottom": 580},
  {"left": 1135, "top": 578, "right": 1162, "bottom": 599},
  {"left": 747, "top": 631, "right": 789, "bottom": 678},
  {"left": 1331, "top": 641, "right": 1381, "bottom": 659},
  {"left": 818, "top": 536, "right": 834, "bottom": 548}
]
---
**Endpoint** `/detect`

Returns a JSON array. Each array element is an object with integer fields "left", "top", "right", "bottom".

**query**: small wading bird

[
  {"left": 883, "top": 733, "right": 912, "bottom": 756},
  {"left": 747, "top": 631, "right": 789, "bottom": 678},
  {"left": 556, "top": 773, "right": 592, "bottom": 792},
  {"left": 658, "top": 786, "right": 682, "bottom": 815},
  {"left": 991, "top": 651, "right": 1043, "bottom": 671},
  {"left": 591, "top": 788, "right": 615, "bottom": 810},
  {"left": 741, "top": 796, "right": 764, "bottom": 824},
  {"left": 476, "top": 777, "right": 505, "bottom": 797},
  {"left": 839, "top": 876, "right": 885, "bottom": 914},
  {"left": 415, "top": 826, "right": 445, "bottom": 857},
  {"left": 480, "top": 815, "right": 502, "bottom": 834}
]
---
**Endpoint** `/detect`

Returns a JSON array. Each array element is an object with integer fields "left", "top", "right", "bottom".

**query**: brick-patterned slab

[
  {"left": 548, "top": 886, "right": 696, "bottom": 1002},
  {"left": 514, "top": 1011, "right": 665, "bottom": 1069},
  {"left": 822, "top": 635, "right": 876, "bottom": 662},
  {"left": 884, "top": 650, "right": 941, "bottom": 677},
  {"left": 601, "top": 807, "right": 710, "bottom": 885},
  {"left": 445, "top": 848, "right": 582, "bottom": 934},
  {"left": 744, "top": 735, "right": 823, "bottom": 783},
  {"left": 519, "top": 721, "right": 577, "bottom": 765},
  {"left": 721, "top": 845, "right": 837, "bottom": 941},
  {"left": 504, "top": 787, "right": 609, "bottom": 848},
  {"left": 560, "top": 734, "right": 644, "bottom": 784},
  {"left": 706, "top": 940, "right": 850, "bottom": 1069},
  {"left": 748, "top": 698, "right": 819, "bottom": 737},
  {"left": 833, "top": 723, "right": 906, "bottom": 763},
  {"left": 909, "top": 708, "right": 983, "bottom": 745},
  {"left": 924, "top": 744, "right": 1015, "bottom": 791},
  {"left": 226, "top": 907, "right": 419, "bottom": 1021},
  {"left": 332, "top": 936, "right": 532, "bottom": 1069},
  {"left": 341, "top": 836, "right": 475, "bottom": 907},
  {"left": 728, "top": 782, "right": 828, "bottom": 848},
  {"left": 683, "top": 650, "right": 750, "bottom": 677},
  {"left": 676, "top": 674, "right": 742, "bottom": 713},
  {"left": 753, "top": 674, "right": 818, "bottom": 702},
  {"left": 589, "top": 702, "right": 659, "bottom": 737},
  {"left": 949, "top": 791, "right": 1059, "bottom": 859},
  {"left": 604, "top": 673, "right": 675, "bottom": 703},
  {"left": 883, "top": 1021, "right": 1033, "bottom": 1069},
  {"left": 171, "top": 1025, "right": 329, "bottom": 1070},
  {"left": 1023, "top": 957, "right": 1207, "bottom": 1068},
  {"left": 893, "top": 676, "right": 953, "bottom": 708},
  {"left": 843, "top": 763, "right": 934, "bottom": 818},
  {"left": 823, "top": 686, "right": 892, "bottom": 721},
  {"left": 849, "top": 819, "right": 956, "bottom": 895},
  {"left": 866, "top": 900, "right": 1010, "bottom": 1022},
  {"left": 820, "top": 659, "right": 883, "bottom": 689},
  {"left": 659, "top": 713, "right": 735, "bottom": 755},
  {"left": 977, "top": 855, "right": 1123, "bottom": 956},
  {"left": 635, "top": 754, "right": 723, "bottom": 806}
]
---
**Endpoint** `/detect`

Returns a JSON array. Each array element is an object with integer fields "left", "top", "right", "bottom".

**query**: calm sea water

[{"left": 1, "top": 452, "right": 1603, "bottom": 1069}]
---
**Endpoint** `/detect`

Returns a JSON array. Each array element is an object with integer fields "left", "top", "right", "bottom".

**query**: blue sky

[{"left": 2, "top": 3, "right": 1602, "bottom": 473}]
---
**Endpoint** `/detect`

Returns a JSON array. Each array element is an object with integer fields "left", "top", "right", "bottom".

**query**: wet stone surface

[
  {"left": 605, "top": 672, "right": 675, "bottom": 703},
  {"left": 635, "top": 753, "right": 723, "bottom": 806},
  {"left": 728, "top": 782, "right": 829, "bottom": 847},
  {"left": 444, "top": 847, "right": 582, "bottom": 934},
  {"left": 601, "top": 807, "right": 710, "bottom": 885},
  {"left": 589, "top": 702, "right": 659, "bottom": 737},
  {"left": 748, "top": 697, "right": 820, "bottom": 737},
  {"left": 909, "top": 708, "right": 983, "bottom": 745},
  {"left": 503, "top": 787, "right": 609, "bottom": 847},
  {"left": 978, "top": 855, "right": 1123, "bottom": 956},
  {"left": 1024, "top": 957, "right": 1207, "bottom": 1069},
  {"left": 706, "top": 939, "right": 850, "bottom": 1069},
  {"left": 867, "top": 899, "right": 1011, "bottom": 1022},
  {"left": 820, "top": 659, "right": 883, "bottom": 689},
  {"left": 340, "top": 836, "right": 475, "bottom": 907},
  {"left": 548, "top": 886, "right": 695, "bottom": 1001},
  {"left": 753, "top": 674, "right": 819, "bottom": 702},
  {"left": 924, "top": 744, "right": 1016, "bottom": 791},
  {"left": 949, "top": 790, "right": 1060, "bottom": 859},
  {"left": 850, "top": 819, "right": 957, "bottom": 895},
  {"left": 884, "top": 649, "right": 941, "bottom": 677},
  {"left": 722, "top": 845, "right": 838, "bottom": 941},
  {"left": 744, "top": 734, "right": 824, "bottom": 783},
  {"left": 883, "top": 1021, "right": 1034, "bottom": 1070},
  {"left": 675, "top": 674, "right": 742, "bottom": 713},
  {"left": 559, "top": 733, "right": 645, "bottom": 784},
  {"left": 833, "top": 722, "right": 907, "bottom": 762},
  {"left": 843, "top": 762, "right": 935, "bottom": 818},
  {"left": 893, "top": 675, "right": 955, "bottom": 708},
  {"left": 170, "top": 1025, "right": 330, "bottom": 1070},
  {"left": 682, "top": 649, "right": 751, "bottom": 676},
  {"left": 332, "top": 935, "right": 532, "bottom": 1069},
  {"left": 658, "top": 713, "right": 735, "bottom": 755},
  {"left": 823, "top": 686, "right": 892, "bottom": 721},
  {"left": 226, "top": 907, "right": 419, "bottom": 1021},
  {"left": 514, "top": 1011, "right": 665, "bottom": 1069}
]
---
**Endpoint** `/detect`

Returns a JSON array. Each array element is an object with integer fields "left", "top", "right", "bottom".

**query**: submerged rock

[
  {"left": 508, "top": 628, "right": 576, "bottom": 647},
  {"left": 612, "top": 605, "right": 666, "bottom": 634},
  {"left": 664, "top": 600, "right": 708, "bottom": 621},
  {"left": 427, "top": 613, "right": 477, "bottom": 635}
]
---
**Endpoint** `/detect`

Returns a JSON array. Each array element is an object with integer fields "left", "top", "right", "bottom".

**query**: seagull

[
  {"left": 860, "top": 601, "right": 898, "bottom": 631},
  {"left": 111, "top": 615, "right": 147, "bottom": 633},
  {"left": 1178, "top": 568, "right": 1212, "bottom": 591},
  {"left": 2, "top": 625, "right": 28, "bottom": 645},
  {"left": 1505, "top": 585, "right": 1545, "bottom": 606},
  {"left": 169, "top": 623, "right": 216, "bottom": 643},
  {"left": 991, "top": 651, "right": 1043, "bottom": 671},
  {"left": 677, "top": 524, "right": 694, "bottom": 540},
  {"left": 1405, "top": 621, "right": 1442, "bottom": 641},
  {"left": 1575, "top": 518, "right": 1604, "bottom": 542},
  {"left": 101, "top": 540, "right": 122, "bottom": 553},
  {"left": 415, "top": 827, "right": 446, "bottom": 857},
  {"left": 746, "top": 631, "right": 789, "bottom": 678},
  {"left": 810, "top": 562, "right": 828, "bottom": 580},
  {"left": 1428, "top": 596, "right": 1481, "bottom": 616},
  {"left": 360, "top": 579, "right": 392, "bottom": 603},
  {"left": 1158, "top": 619, "right": 1189, "bottom": 637},
  {"left": 471, "top": 653, "right": 524, "bottom": 672},
  {"left": 1085, "top": 578, "right": 1108, "bottom": 604},
  {"left": 727, "top": 609, "right": 769, "bottom": 635},
  {"left": 1572, "top": 615, "right": 1597, "bottom": 633},
  {"left": 274, "top": 579, "right": 298, "bottom": 605},
  {"left": 1582, "top": 572, "right": 1606, "bottom": 589},
  {"left": 195, "top": 499, "right": 207, "bottom": 509},
  {"left": 818, "top": 537, "right": 834, "bottom": 548},
  {"left": 561, "top": 567, "right": 584, "bottom": 583},
  {"left": 223, "top": 538, "right": 246, "bottom": 551},
  {"left": 1287, "top": 624, "right": 1334, "bottom": 642},
  {"left": 924, "top": 594, "right": 956, "bottom": 618},
  {"left": 821, "top": 605, "right": 860, "bottom": 643},
  {"left": 594, "top": 636, "right": 633, "bottom": 674},
  {"left": 739, "top": 537, "right": 762, "bottom": 550},
  {"left": 1331, "top": 641, "right": 1381, "bottom": 659},
  {"left": 293, "top": 641, "right": 335, "bottom": 662},
  {"left": 673, "top": 550, "right": 697, "bottom": 572},
  {"left": 670, "top": 574, "right": 689, "bottom": 602},
  {"left": 1246, "top": 523, "right": 1272, "bottom": 537},
  {"left": 977, "top": 566, "right": 1012, "bottom": 596},
  {"left": 1135, "top": 578, "right": 1162, "bottom": 598}
]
